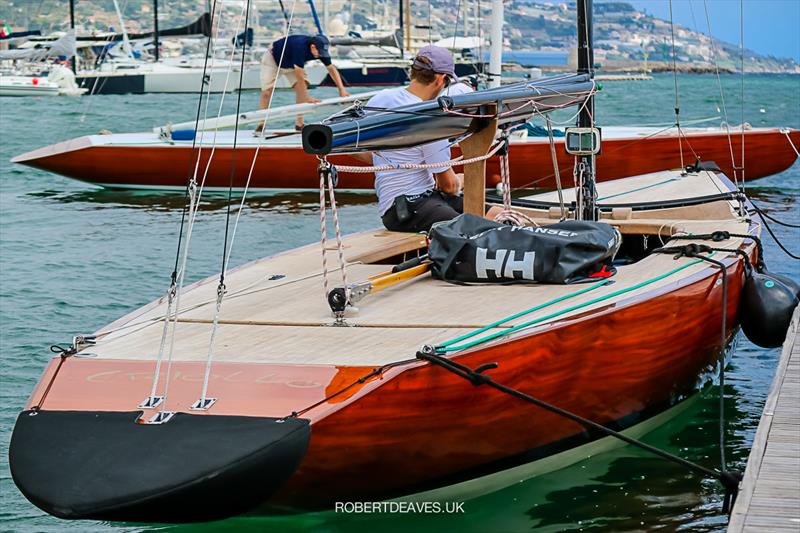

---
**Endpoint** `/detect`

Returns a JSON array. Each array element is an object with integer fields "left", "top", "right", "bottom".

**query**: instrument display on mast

[{"left": 565, "top": 127, "right": 601, "bottom": 155}]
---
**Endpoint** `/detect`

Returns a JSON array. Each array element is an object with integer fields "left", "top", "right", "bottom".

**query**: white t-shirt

[{"left": 367, "top": 87, "right": 452, "bottom": 215}]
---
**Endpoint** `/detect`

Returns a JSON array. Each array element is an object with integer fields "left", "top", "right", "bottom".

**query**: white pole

[
  {"left": 111, "top": 0, "right": 135, "bottom": 60},
  {"left": 488, "top": 0, "right": 503, "bottom": 88},
  {"left": 323, "top": 0, "right": 329, "bottom": 34},
  {"left": 464, "top": 0, "right": 471, "bottom": 38}
]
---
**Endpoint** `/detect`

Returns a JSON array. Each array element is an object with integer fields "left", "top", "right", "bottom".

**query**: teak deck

[
  {"left": 87, "top": 169, "right": 749, "bottom": 367},
  {"left": 728, "top": 306, "right": 800, "bottom": 532}
]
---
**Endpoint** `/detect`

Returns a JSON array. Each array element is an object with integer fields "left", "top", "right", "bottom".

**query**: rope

[
  {"left": 753, "top": 209, "right": 800, "bottom": 261},
  {"left": 668, "top": 0, "right": 685, "bottom": 169},
  {"left": 750, "top": 200, "right": 800, "bottom": 229},
  {"left": 417, "top": 346, "right": 742, "bottom": 513},
  {"left": 739, "top": 0, "right": 746, "bottom": 193},
  {"left": 332, "top": 137, "right": 506, "bottom": 173},
  {"left": 545, "top": 115, "right": 567, "bottom": 220},
  {"left": 435, "top": 250, "right": 732, "bottom": 353},
  {"left": 781, "top": 128, "right": 800, "bottom": 157},
  {"left": 318, "top": 161, "right": 350, "bottom": 318},
  {"left": 157, "top": 5, "right": 250, "bottom": 415},
  {"left": 195, "top": 0, "right": 256, "bottom": 408},
  {"left": 144, "top": 0, "right": 228, "bottom": 409},
  {"left": 491, "top": 136, "right": 539, "bottom": 227},
  {"left": 702, "top": 0, "right": 741, "bottom": 189},
  {"left": 423, "top": 239, "right": 750, "bottom": 515},
  {"left": 652, "top": 241, "right": 751, "bottom": 512}
]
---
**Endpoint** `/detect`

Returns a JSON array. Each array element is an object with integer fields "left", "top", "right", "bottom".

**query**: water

[
  {"left": 482, "top": 50, "right": 569, "bottom": 66},
  {"left": 1, "top": 74, "right": 798, "bottom": 532}
]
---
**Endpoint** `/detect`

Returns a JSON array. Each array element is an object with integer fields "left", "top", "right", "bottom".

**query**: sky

[{"left": 624, "top": 0, "right": 800, "bottom": 62}]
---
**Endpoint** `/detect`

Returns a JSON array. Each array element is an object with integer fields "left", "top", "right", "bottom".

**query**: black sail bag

[{"left": 428, "top": 214, "right": 620, "bottom": 284}]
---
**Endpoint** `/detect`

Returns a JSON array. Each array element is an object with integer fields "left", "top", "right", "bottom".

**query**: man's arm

[
  {"left": 325, "top": 64, "right": 350, "bottom": 97},
  {"left": 293, "top": 65, "right": 320, "bottom": 103},
  {"left": 434, "top": 168, "right": 462, "bottom": 195},
  {"left": 349, "top": 152, "right": 372, "bottom": 163}
]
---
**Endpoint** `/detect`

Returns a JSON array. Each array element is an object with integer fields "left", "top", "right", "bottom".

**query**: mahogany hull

[
  {"left": 13, "top": 129, "right": 799, "bottom": 191},
  {"left": 12, "top": 242, "right": 752, "bottom": 518}
]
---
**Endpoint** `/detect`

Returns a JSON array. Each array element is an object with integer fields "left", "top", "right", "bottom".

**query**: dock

[
  {"left": 728, "top": 305, "right": 800, "bottom": 532},
  {"left": 594, "top": 74, "right": 652, "bottom": 81}
]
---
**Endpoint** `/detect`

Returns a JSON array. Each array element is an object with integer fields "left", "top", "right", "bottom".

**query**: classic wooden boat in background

[{"left": 11, "top": 124, "right": 800, "bottom": 191}]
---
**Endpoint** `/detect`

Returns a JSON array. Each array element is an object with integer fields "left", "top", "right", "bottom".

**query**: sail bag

[{"left": 428, "top": 214, "right": 621, "bottom": 284}]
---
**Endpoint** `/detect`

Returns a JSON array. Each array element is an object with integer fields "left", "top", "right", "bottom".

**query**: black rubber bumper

[{"left": 9, "top": 410, "right": 310, "bottom": 523}]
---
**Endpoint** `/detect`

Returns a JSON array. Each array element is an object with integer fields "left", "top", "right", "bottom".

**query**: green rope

[
  {"left": 597, "top": 177, "right": 680, "bottom": 202},
  {"left": 438, "top": 280, "right": 612, "bottom": 349},
  {"left": 436, "top": 253, "right": 714, "bottom": 353}
]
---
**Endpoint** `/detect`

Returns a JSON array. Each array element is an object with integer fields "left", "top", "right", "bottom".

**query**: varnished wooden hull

[
  {"left": 9, "top": 168, "right": 766, "bottom": 521},
  {"left": 12, "top": 128, "right": 799, "bottom": 190},
  {"left": 13, "top": 236, "right": 753, "bottom": 516}
]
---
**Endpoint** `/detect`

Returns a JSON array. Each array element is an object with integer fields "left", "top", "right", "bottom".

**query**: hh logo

[{"left": 476, "top": 248, "right": 535, "bottom": 280}]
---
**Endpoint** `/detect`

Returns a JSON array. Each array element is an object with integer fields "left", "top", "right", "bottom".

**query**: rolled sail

[{"left": 302, "top": 73, "right": 595, "bottom": 155}]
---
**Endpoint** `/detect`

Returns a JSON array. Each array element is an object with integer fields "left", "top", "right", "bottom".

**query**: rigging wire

[
  {"left": 149, "top": 1, "right": 251, "bottom": 416},
  {"left": 194, "top": 0, "right": 301, "bottom": 406},
  {"left": 193, "top": 0, "right": 255, "bottom": 408},
  {"left": 739, "top": 0, "right": 746, "bottom": 193},
  {"left": 452, "top": 0, "right": 463, "bottom": 51},
  {"left": 700, "top": 0, "right": 740, "bottom": 190},
  {"left": 667, "top": 0, "right": 684, "bottom": 169}
]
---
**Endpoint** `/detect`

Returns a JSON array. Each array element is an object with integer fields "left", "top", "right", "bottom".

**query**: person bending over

[
  {"left": 365, "top": 45, "right": 501, "bottom": 232},
  {"left": 257, "top": 34, "right": 349, "bottom": 132}
]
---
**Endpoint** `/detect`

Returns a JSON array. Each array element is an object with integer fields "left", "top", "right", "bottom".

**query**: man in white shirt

[{"left": 366, "top": 46, "right": 500, "bottom": 232}]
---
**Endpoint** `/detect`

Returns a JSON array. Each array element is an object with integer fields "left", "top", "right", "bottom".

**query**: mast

[
  {"left": 576, "top": 0, "right": 597, "bottom": 221},
  {"left": 308, "top": 0, "right": 324, "bottom": 35},
  {"left": 69, "top": 0, "right": 76, "bottom": 72},
  {"left": 488, "top": 0, "right": 503, "bottom": 88},
  {"left": 398, "top": 0, "right": 404, "bottom": 58},
  {"left": 404, "top": 0, "right": 411, "bottom": 52},
  {"left": 111, "top": 0, "right": 135, "bottom": 60},
  {"left": 153, "top": 0, "right": 159, "bottom": 62}
]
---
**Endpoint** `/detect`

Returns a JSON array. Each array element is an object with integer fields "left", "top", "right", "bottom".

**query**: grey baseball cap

[{"left": 413, "top": 45, "right": 456, "bottom": 80}]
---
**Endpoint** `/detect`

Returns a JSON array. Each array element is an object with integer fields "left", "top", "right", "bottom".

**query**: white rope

[
  {"left": 545, "top": 115, "right": 567, "bottom": 220},
  {"left": 492, "top": 137, "right": 539, "bottom": 227},
  {"left": 332, "top": 138, "right": 506, "bottom": 173},
  {"left": 318, "top": 163, "right": 350, "bottom": 311},
  {"left": 149, "top": 2, "right": 250, "bottom": 415},
  {"left": 781, "top": 128, "right": 800, "bottom": 157},
  {"left": 702, "top": 0, "right": 740, "bottom": 189},
  {"left": 194, "top": 0, "right": 300, "bottom": 407}
]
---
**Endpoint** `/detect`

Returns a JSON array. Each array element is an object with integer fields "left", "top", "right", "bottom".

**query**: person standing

[{"left": 257, "top": 34, "right": 349, "bottom": 132}]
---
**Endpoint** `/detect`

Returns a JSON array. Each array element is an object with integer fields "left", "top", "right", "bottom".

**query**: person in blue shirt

[{"left": 257, "top": 34, "right": 349, "bottom": 132}]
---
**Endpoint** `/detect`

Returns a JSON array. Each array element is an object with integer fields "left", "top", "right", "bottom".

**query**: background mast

[
  {"left": 153, "top": 0, "right": 159, "bottom": 62},
  {"left": 69, "top": 0, "right": 76, "bottom": 72},
  {"left": 488, "top": 0, "right": 503, "bottom": 88}
]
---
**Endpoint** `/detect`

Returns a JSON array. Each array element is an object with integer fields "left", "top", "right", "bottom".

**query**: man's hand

[
  {"left": 306, "top": 97, "right": 322, "bottom": 104},
  {"left": 434, "top": 168, "right": 462, "bottom": 195},
  {"left": 339, "top": 89, "right": 350, "bottom": 97}
]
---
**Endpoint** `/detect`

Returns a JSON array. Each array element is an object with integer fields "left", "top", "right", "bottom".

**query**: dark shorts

[{"left": 381, "top": 190, "right": 464, "bottom": 233}]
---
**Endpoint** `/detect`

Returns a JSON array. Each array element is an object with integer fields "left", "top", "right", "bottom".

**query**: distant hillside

[
  {"left": 1, "top": 0, "right": 797, "bottom": 73},
  {"left": 501, "top": 1, "right": 798, "bottom": 73}
]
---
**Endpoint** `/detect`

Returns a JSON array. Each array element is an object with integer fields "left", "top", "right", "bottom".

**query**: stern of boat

[{"left": 10, "top": 408, "right": 310, "bottom": 522}]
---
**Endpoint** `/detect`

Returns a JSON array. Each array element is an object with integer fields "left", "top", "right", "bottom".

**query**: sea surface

[{"left": 1, "top": 73, "right": 798, "bottom": 532}]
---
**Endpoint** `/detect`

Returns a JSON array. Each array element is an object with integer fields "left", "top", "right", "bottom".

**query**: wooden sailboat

[
  {"left": 9, "top": 0, "right": 796, "bottom": 525},
  {"left": 11, "top": 122, "right": 799, "bottom": 191}
]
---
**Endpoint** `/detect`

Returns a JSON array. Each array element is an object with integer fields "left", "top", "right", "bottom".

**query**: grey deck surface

[{"left": 728, "top": 305, "right": 800, "bottom": 532}]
